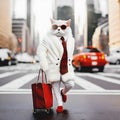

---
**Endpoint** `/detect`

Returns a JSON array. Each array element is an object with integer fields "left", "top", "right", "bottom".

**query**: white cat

[
  {"left": 50, "top": 19, "right": 73, "bottom": 37},
  {"left": 37, "top": 19, "right": 75, "bottom": 113}
]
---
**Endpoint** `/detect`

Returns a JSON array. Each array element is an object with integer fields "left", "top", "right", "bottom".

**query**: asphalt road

[{"left": 0, "top": 63, "right": 120, "bottom": 120}]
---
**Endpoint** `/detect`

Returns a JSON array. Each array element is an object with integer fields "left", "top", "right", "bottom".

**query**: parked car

[
  {"left": 0, "top": 48, "right": 18, "bottom": 66},
  {"left": 72, "top": 46, "right": 107, "bottom": 72},
  {"left": 34, "top": 55, "right": 39, "bottom": 63},
  {"left": 15, "top": 52, "right": 36, "bottom": 63},
  {"left": 106, "top": 48, "right": 120, "bottom": 64}
]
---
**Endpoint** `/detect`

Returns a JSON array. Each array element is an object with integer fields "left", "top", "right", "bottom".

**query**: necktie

[{"left": 60, "top": 36, "right": 68, "bottom": 74}]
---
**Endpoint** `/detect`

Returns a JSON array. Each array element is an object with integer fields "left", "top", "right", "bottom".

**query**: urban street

[
  {"left": 0, "top": 0, "right": 120, "bottom": 120},
  {"left": 0, "top": 63, "right": 120, "bottom": 120}
]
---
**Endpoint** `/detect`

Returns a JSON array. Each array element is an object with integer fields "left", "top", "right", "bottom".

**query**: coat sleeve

[{"left": 37, "top": 38, "right": 49, "bottom": 71}]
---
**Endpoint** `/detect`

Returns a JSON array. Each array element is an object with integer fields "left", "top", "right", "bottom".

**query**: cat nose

[
  {"left": 58, "top": 28, "right": 60, "bottom": 31},
  {"left": 57, "top": 27, "right": 61, "bottom": 31}
]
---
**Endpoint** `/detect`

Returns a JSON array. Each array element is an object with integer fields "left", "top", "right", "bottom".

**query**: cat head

[{"left": 50, "top": 19, "right": 72, "bottom": 37}]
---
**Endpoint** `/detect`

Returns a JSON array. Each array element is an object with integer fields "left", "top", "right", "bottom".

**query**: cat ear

[
  {"left": 66, "top": 19, "right": 71, "bottom": 26},
  {"left": 50, "top": 18, "right": 55, "bottom": 24}
]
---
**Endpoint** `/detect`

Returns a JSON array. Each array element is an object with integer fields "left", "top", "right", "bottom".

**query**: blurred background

[{"left": 0, "top": 0, "right": 119, "bottom": 64}]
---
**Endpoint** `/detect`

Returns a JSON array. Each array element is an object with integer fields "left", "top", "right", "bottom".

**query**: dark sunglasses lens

[
  {"left": 52, "top": 25, "right": 58, "bottom": 30},
  {"left": 61, "top": 25, "right": 66, "bottom": 30}
]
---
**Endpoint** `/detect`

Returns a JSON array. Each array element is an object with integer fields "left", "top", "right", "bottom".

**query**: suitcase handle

[{"left": 36, "top": 69, "right": 47, "bottom": 84}]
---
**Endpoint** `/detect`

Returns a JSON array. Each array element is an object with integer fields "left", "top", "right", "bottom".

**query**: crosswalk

[
  {"left": 0, "top": 70, "right": 120, "bottom": 95},
  {"left": 0, "top": 73, "right": 38, "bottom": 89},
  {"left": 79, "top": 73, "right": 120, "bottom": 85}
]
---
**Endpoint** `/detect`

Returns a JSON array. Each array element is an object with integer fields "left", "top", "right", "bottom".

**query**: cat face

[{"left": 50, "top": 19, "right": 72, "bottom": 37}]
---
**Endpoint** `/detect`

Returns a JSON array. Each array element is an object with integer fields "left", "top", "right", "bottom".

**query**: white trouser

[{"left": 52, "top": 80, "right": 74, "bottom": 106}]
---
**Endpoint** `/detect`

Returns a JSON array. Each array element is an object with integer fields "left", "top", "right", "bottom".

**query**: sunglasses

[{"left": 52, "top": 24, "right": 67, "bottom": 30}]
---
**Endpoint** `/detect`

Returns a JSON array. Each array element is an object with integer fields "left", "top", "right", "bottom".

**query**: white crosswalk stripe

[
  {"left": 98, "top": 72, "right": 120, "bottom": 78},
  {"left": 82, "top": 73, "right": 120, "bottom": 85},
  {"left": 75, "top": 76, "right": 105, "bottom": 91},
  {"left": 0, "top": 73, "right": 38, "bottom": 89},
  {"left": 0, "top": 89, "right": 120, "bottom": 95},
  {"left": 0, "top": 71, "right": 20, "bottom": 78},
  {"left": 0, "top": 71, "right": 120, "bottom": 94}
]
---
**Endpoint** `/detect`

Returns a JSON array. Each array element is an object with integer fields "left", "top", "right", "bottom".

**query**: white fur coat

[{"left": 37, "top": 33, "right": 75, "bottom": 83}]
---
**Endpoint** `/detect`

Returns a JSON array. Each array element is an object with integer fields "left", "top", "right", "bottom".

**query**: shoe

[
  {"left": 56, "top": 106, "right": 63, "bottom": 113},
  {"left": 61, "top": 89, "right": 67, "bottom": 103}
]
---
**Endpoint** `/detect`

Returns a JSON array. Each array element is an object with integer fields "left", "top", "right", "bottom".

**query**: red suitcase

[{"left": 31, "top": 69, "right": 53, "bottom": 115}]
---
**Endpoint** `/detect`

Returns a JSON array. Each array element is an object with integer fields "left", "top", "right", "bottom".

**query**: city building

[
  {"left": 74, "top": 0, "right": 109, "bottom": 49},
  {"left": 11, "top": 0, "right": 33, "bottom": 54},
  {"left": 0, "top": 0, "right": 17, "bottom": 53},
  {"left": 1, "top": 0, "right": 120, "bottom": 55},
  {"left": 109, "top": 0, "right": 120, "bottom": 48},
  {"left": 92, "top": 16, "right": 109, "bottom": 55},
  {"left": 85, "top": 0, "right": 108, "bottom": 47},
  {"left": 53, "top": 0, "right": 75, "bottom": 36},
  {"left": 12, "top": 19, "right": 31, "bottom": 53},
  {"left": 93, "top": 0, "right": 120, "bottom": 54}
]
